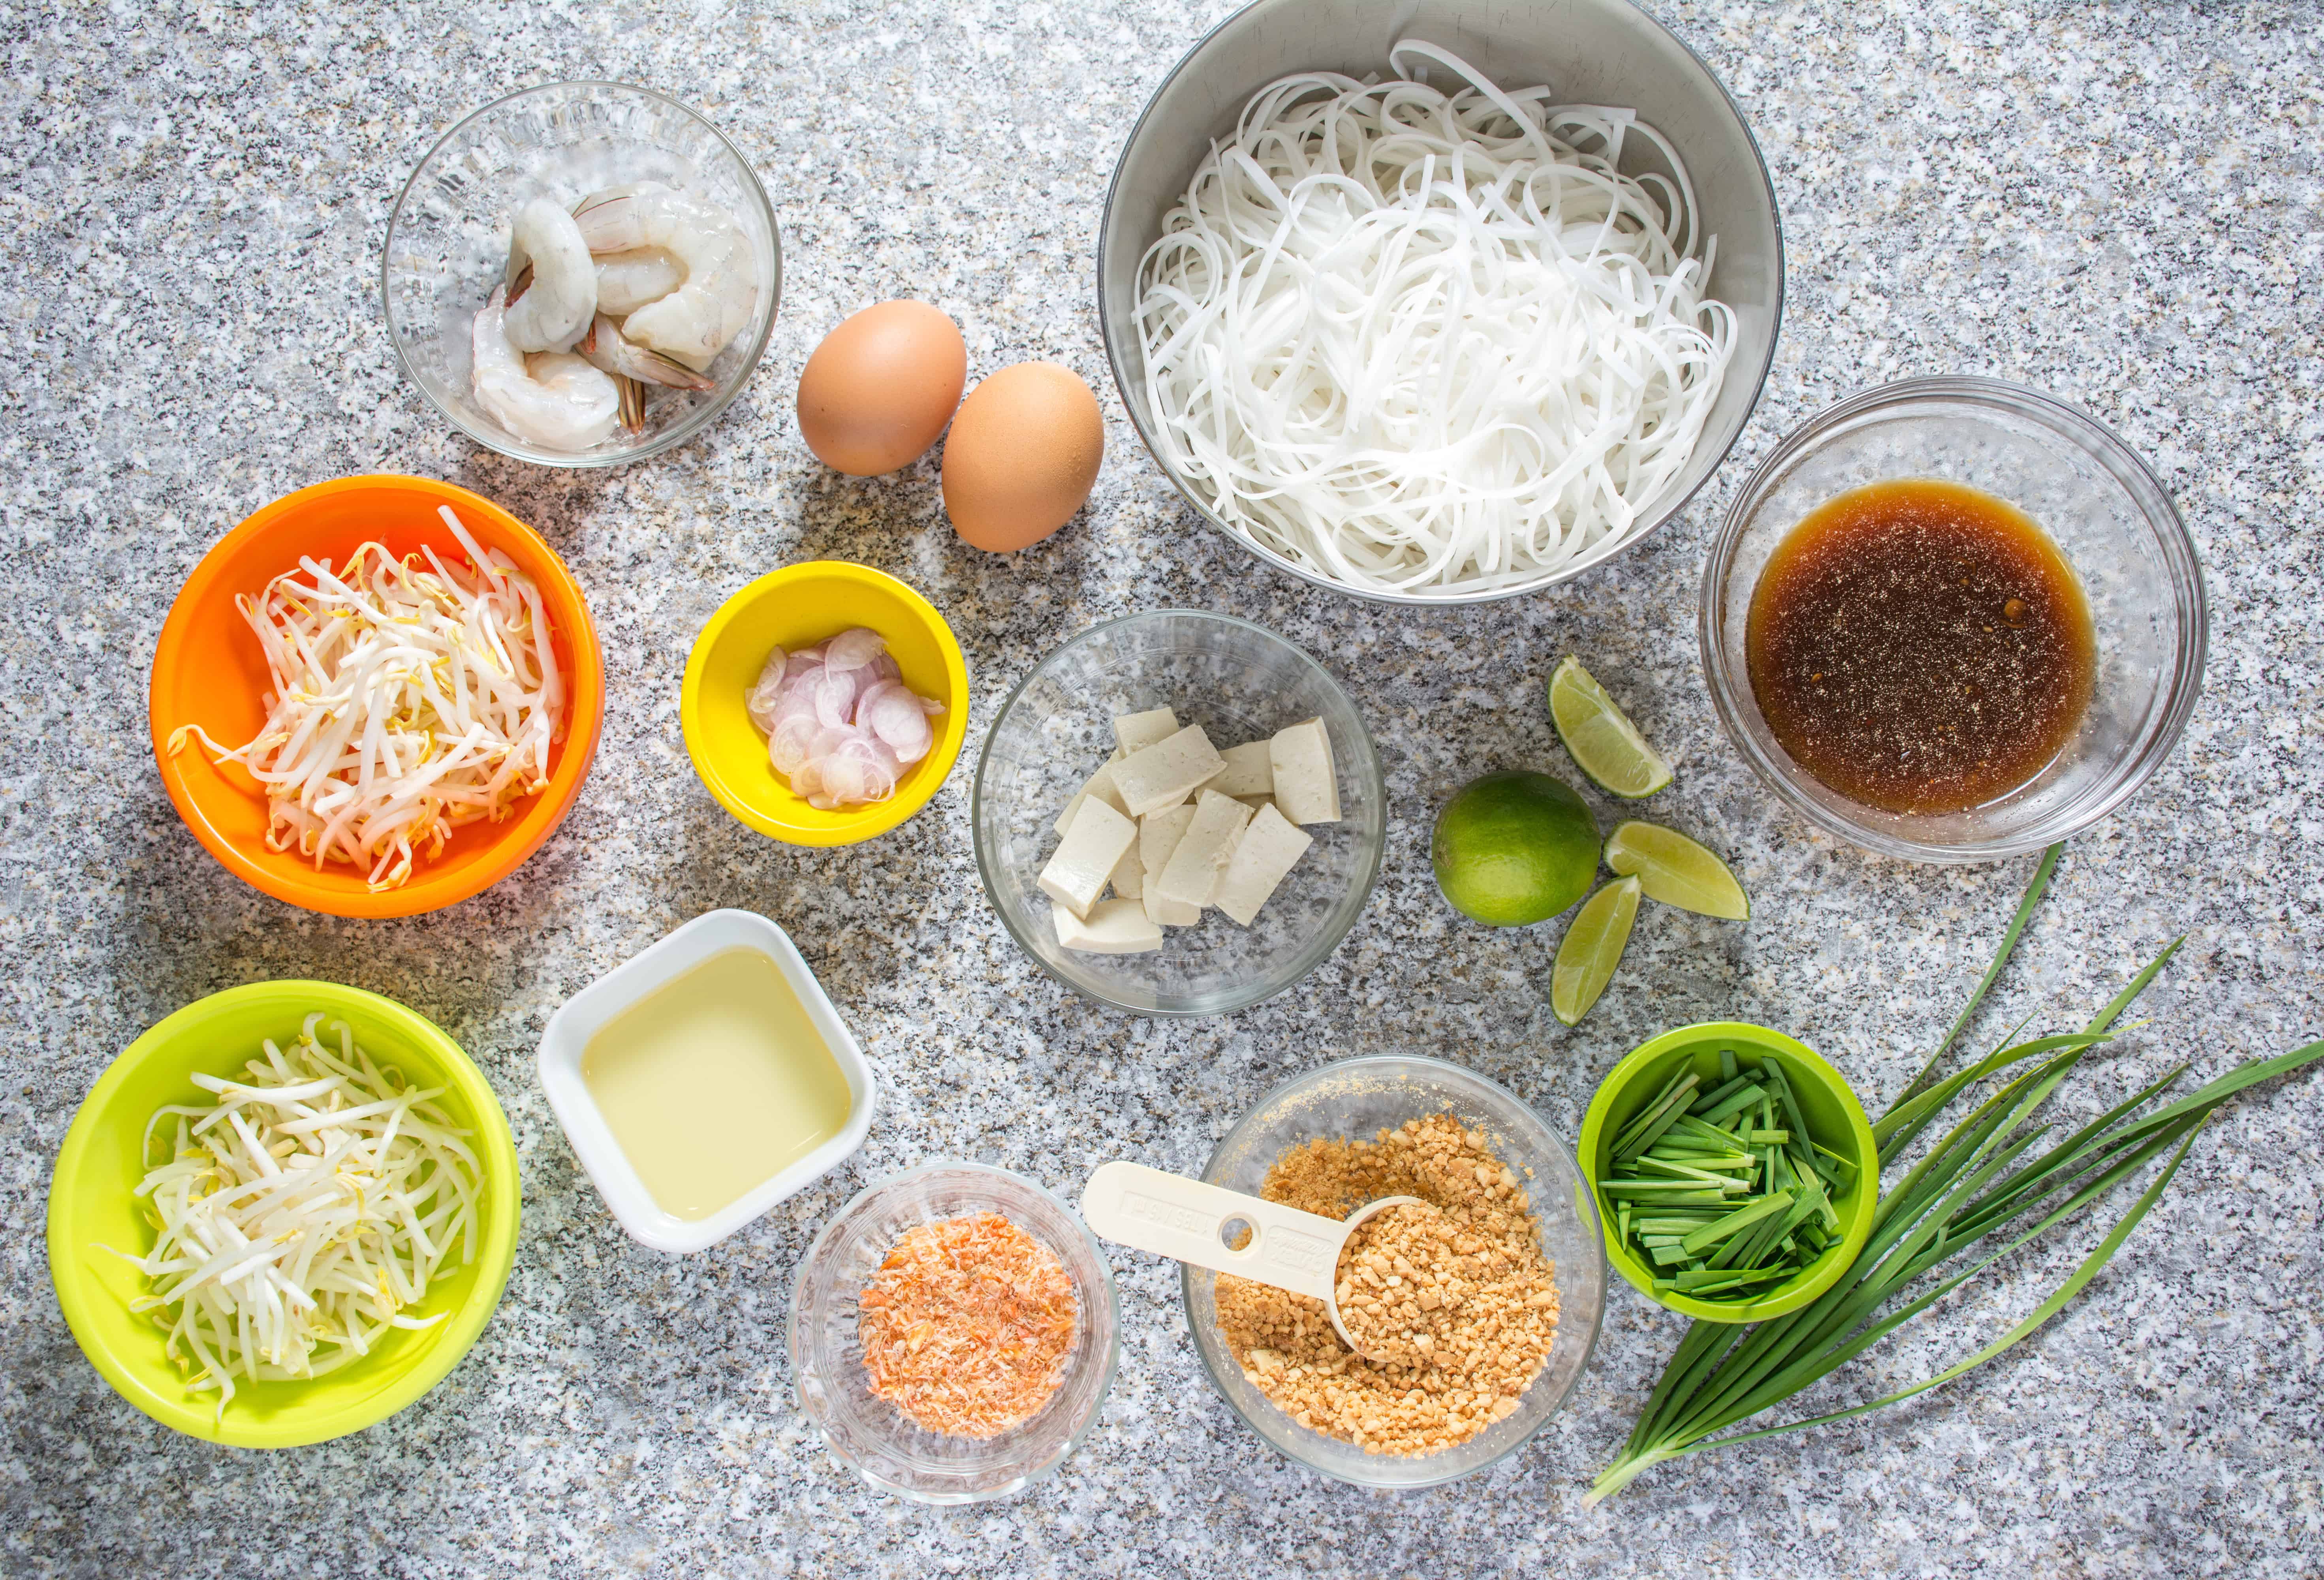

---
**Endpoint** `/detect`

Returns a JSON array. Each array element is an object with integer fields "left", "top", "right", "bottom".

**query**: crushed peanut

[{"left": 1214, "top": 1114, "right": 1560, "bottom": 1456}]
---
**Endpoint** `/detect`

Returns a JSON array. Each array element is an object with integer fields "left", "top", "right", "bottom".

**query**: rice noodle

[
  {"left": 169, "top": 506, "right": 564, "bottom": 889},
  {"left": 1134, "top": 39, "right": 1737, "bottom": 597},
  {"left": 103, "top": 1014, "right": 484, "bottom": 1419}
]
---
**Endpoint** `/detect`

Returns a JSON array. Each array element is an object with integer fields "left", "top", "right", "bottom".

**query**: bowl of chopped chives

[{"left": 1579, "top": 1022, "right": 1876, "bottom": 1323}]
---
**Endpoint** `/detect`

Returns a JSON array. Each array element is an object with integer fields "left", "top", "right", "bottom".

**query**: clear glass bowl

[
  {"left": 1701, "top": 376, "right": 2206, "bottom": 862},
  {"left": 971, "top": 611, "right": 1386, "bottom": 1016},
  {"left": 382, "top": 81, "right": 780, "bottom": 467},
  {"left": 1182, "top": 1055, "right": 1606, "bottom": 1488},
  {"left": 788, "top": 1162, "right": 1119, "bottom": 1504}
]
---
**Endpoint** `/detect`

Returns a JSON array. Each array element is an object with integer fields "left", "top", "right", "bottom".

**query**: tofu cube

[
  {"left": 1139, "top": 804, "right": 1197, "bottom": 883},
  {"left": 1039, "top": 797, "right": 1137, "bottom": 919},
  {"left": 1053, "top": 758, "right": 1129, "bottom": 836},
  {"left": 1113, "top": 707, "right": 1181, "bottom": 757},
  {"left": 1113, "top": 724, "right": 1226, "bottom": 818},
  {"left": 1154, "top": 790, "right": 1254, "bottom": 908},
  {"left": 1269, "top": 717, "right": 1341, "bottom": 824},
  {"left": 1214, "top": 804, "right": 1314, "bottom": 926},
  {"left": 1107, "top": 841, "right": 1144, "bottom": 900},
  {"left": 1053, "top": 898, "right": 1164, "bottom": 954},
  {"left": 1205, "top": 740, "right": 1275, "bottom": 798},
  {"left": 1143, "top": 884, "right": 1201, "bottom": 927}
]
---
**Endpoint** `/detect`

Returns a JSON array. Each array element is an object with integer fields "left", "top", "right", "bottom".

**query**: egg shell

[
  {"left": 942, "top": 361, "right": 1104, "bottom": 553},
  {"left": 797, "top": 301, "right": 968, "bottom": 476}
]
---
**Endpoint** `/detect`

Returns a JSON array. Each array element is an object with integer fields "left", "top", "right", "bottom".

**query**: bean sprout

[
  {"left": 169, "top": 507, "right": 564, "bottom": 890},
  {"left": 1135, "top": 40, "right": 1737, "bottom": 597},
  {"left": 103, "top": 1014, "right": 485, "bottom": 1419}
]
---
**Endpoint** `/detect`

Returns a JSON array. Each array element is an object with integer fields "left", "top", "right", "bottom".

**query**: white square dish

[{"left": 538, "top": 908, "right": 877, "bottom": 1254}]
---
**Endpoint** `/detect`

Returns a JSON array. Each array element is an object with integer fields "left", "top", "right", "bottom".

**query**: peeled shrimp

[
  {"left": 471, "top": 286, "right": 619, "bottom": 451},
  {"left": 595, "top": 247, "right": 686, "bottom": 314},
  {"left": 501, "top": 198, "right": 597, "bottom": 353},
  {"left": 573, "top": 188, "right": 760, "bottom": 371}
]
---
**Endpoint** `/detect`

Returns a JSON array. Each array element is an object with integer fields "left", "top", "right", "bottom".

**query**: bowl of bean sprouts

[
  {"left": 1097, "top": 0, "right": 1784, "bottom": 604},
  {"left": 150, "top": 475, "right": 605, "bottom": 918},
  {"left": 46, "top": 980, "right": 521, "bottom": 1448}
]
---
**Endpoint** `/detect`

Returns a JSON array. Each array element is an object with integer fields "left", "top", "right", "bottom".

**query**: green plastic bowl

[
  {"left": 1578, "top": 1021, "right": 1877, "bottom": 1324},
  {"left": 46, "top": 981, "right": 521, "bottom": 1447}
]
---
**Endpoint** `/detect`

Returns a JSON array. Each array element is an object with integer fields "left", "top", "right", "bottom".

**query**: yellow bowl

[
  {"left": 46, "top": 982, "right": 521, "bottom": 1448},
  {"left": 682, "top": 562, "right": 970, "bottom": 846}
]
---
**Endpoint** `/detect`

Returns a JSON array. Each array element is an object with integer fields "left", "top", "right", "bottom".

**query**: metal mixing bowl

[{"left": 1096, "top": 0, "right": 1784, "bottom": 605}]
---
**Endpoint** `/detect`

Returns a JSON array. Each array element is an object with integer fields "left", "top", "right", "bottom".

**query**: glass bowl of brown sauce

[{"left": 1701, "top": 377, "right": 2206, "bottom": 862}]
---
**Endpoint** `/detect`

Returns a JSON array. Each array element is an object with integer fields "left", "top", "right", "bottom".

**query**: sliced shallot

[{"left": 742, "top": 626, "right": 947, "bottom": 808}]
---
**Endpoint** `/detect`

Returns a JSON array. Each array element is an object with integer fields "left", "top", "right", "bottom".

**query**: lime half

[
  {"left": 1552, "top": 875, "right": 1641, "bottom": 1025},
  {"left": 1548, "top": 656, "right": 1672, "bottom": 800},
  {"left": 1605, "top": 820, "right": 1750, "bottom": 920}
]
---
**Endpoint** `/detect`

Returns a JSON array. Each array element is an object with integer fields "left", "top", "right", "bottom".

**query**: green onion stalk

[{"left": 1586, "top": 844, "right": 2324, "bottom": 1504}]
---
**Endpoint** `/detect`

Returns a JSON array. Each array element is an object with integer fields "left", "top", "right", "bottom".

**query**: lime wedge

[
  {"left": 1604, "top": 821, "right": 1749, "bottom": 920},
  {"left": 1552, "top": 876, "right": 1641, "bottom": 1026},
  {"left": 1547, "top": 656, "right": 1672, "bottom": 800}
]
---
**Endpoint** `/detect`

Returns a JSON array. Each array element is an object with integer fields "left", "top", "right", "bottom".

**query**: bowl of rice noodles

[{"left": 1099, "top": 0, "right": 1783, "bottom": 604}]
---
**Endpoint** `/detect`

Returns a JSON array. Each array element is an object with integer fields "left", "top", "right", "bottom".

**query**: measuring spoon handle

[{"left": 1080, "top": 1161, "right": 1344, "bottom": 1304}]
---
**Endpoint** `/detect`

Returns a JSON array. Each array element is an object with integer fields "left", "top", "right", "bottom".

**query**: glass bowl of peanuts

[{"left": 1182, "top": 1055, "right": 1606, "bottom": 1487}]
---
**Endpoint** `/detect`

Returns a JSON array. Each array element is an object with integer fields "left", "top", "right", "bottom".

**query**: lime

[
  {"left": 1604, "top": 820, "right": 1750, "bottom": 920},
  {"left": 1552, "top": 876, "right": 1641, "bottom": 1025},
  {"left": 1431, "top": 771, "right": 1600, "bottom": 926},
  {"left": 1547, "top": 656, "right": 1672, "bottom": 799}
]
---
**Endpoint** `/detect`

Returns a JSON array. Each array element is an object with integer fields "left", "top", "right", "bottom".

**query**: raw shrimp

[
  {"left": 471, "top": 286, "right": 619, "bottom": 451},
  {"left": 501, "top": 198, "right": 597, "bottom": 353},
  {"left": 595, "top": 246, "right": 686, "bottom": 314},
  {"left": 578, "top": 314, "right": 714, "bottom": 391},
  {"left": 573, "top": 187, "right": 760, "bottom": 371}
]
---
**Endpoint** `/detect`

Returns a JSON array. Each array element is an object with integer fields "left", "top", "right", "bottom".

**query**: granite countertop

[{"left": 4, "top": 1, "right": 2320, "bottom": 1575}]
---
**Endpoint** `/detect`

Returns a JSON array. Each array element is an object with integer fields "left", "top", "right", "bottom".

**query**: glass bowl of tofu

[{"left": 971, "top": 610, "right": 1386, "bottom": 1015}]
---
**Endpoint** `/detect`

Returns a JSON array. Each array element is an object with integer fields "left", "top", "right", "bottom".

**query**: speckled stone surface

[{"left": 4, "top": 1, "right": 2320, "bottom": 1575}]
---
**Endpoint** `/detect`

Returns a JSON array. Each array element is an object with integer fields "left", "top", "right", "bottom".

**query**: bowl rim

[
  {"left": 1094, "top": 0, "right": 1787, "bottom": 606},
  {"left": 45, "top": 980, "right": 523, "bottom": 1449},
  {"left": 147, "top": 473, "right": 606, "bottom": 917},
  {"left": 679, "top": 561, "right": 972, "bottom": 846},
  {"left": 1697, "top": 374, "right": 2210, "bottom": 863},
  {"left": 1180, "top": 1051, "right": 1608, "bottom": 1487},
  {"left": 968, "top": 608, "right": 1387, "bottom": 1017},
  {"left": 786, "top": 1159, "right": 1122, "bottom": 1504},
  {"left": 381, "top": 78, "right": 782, "bottom": 469},
  {"left": 1578, "top": 1020, "right": 1878, "bottom": 1323}
]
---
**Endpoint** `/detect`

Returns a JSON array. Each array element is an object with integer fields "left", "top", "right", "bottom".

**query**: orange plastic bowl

[{"left": 149, "top": 476, "right": 604, "bottom": 918}]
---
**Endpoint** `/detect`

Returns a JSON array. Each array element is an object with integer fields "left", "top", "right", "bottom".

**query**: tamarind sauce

[{"left": 1745, "top": 479, "right": 2095, "bottom": 815}]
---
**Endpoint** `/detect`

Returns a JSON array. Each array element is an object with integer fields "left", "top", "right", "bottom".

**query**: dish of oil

[
  {"left": 580, "top": 947, "right": 854, "bottom": 1222},
  {"left": 1745, "top": 478, "right": 2096, "bottom": 815}
]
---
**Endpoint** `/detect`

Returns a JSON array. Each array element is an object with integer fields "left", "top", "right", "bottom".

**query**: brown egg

[
  {"left": 796, "top": 301, "right": 967, "bottom": 476},
  {"left": 941, "top": 362, "right": 1104, "bottom": 552}
]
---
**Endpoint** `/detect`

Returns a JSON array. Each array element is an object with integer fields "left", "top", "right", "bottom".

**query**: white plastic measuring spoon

[{"left": 1080, "top": 1160, "right": 1431, "bottom": 1361}]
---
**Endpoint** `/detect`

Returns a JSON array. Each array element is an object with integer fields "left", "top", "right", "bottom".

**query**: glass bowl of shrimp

[{"left": 384, "top": 81, "right": 781, "bottom": 467}]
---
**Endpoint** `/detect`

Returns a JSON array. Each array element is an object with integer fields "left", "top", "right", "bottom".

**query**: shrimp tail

[{"left": 577, "top": 313, "right": 716, "bottom": 391}]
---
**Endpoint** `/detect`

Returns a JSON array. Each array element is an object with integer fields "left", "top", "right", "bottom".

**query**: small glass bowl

[
  {"left": 788, "top": 1162, "right": 1119, "bottom": 1504},
  {"left": 383, "top": 81, "right": 780, "bottom": 467},
  {"left": 971, "top": 610, "right": 1386, "bottom": 1016},
  {"left": 1701, "top": 376, "right": 2206, "bottom": 862},
  {"left": 1182, "top": 1055, "right": 1607, "bottom": 1489}
]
